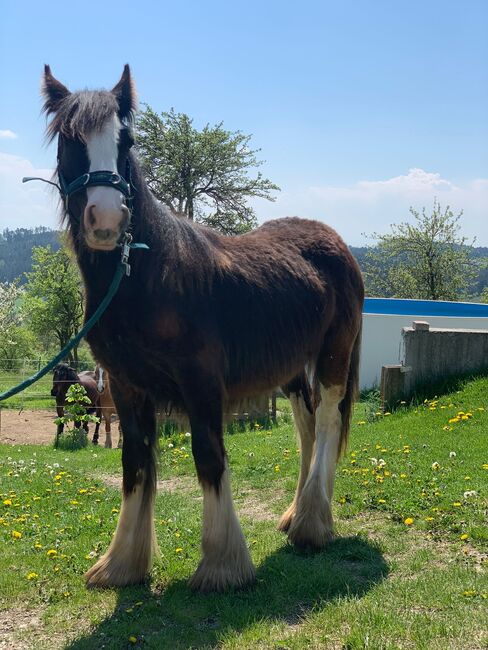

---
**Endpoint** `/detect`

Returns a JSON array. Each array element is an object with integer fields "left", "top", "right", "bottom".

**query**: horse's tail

[{"left": 338, "top": 320, "right": 362, "bottom": 458}]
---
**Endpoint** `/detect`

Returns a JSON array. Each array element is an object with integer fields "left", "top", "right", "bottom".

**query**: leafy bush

[{"left": 54, "top": 384, "right": 99, "bottom": 451}]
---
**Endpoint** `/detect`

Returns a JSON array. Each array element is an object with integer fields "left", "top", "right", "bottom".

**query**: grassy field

[
  {"left": 0, "top": 378, "right": 487, "bottom": 649},
  {"left": 0, "top": 369, "right": 55, "bottom": 410}
]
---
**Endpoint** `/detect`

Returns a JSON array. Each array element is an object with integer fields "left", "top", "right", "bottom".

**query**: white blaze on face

[
  {"left": 97, "top": 367, "right": 104, "bottom": 393},
  {"left": 85, "top": 114, "right": 124, "bottom": 212}
]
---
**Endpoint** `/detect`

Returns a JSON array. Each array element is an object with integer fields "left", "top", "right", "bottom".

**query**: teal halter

[{"left": 23, "top": 158, "right": 134, "bottom": 213}]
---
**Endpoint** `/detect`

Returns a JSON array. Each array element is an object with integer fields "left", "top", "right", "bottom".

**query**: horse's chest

[{"left": 86, "top": 309, "right": 191, "bottom": 392}]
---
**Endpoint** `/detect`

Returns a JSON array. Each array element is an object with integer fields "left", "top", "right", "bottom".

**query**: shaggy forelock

[{"left": 45, "top": 90, "right": 133, "bottom": 143}]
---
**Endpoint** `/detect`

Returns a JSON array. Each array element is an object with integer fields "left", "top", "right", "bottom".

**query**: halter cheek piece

[{"left": 23, "top": 158, "right": 134, "bottom": 215}]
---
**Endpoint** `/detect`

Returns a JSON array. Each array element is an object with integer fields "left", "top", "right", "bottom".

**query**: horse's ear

[
  {"left": 111, "top": 64, "right": 137, "bottom": 118},
  {"left": 42, "top": 65, "right": 70, "bottom": 115}
]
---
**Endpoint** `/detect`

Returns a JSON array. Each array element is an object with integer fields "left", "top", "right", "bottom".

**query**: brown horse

[
  {"left": 41, "top": 65, "right": 364, "bottom": 593},
  {"left": 94, "top": 364, "right": 123, "bottom": 449},
  {"left": 51, "top": 363, "right": 102, "bottom": 445}
]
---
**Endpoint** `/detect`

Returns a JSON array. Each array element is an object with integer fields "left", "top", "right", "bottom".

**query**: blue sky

[{"left": 1, "top": 0, "right": 487, "bottom": 245}]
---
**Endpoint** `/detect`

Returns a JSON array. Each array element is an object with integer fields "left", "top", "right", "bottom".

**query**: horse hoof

[
  {"left": 85, "top": 553, "right": 148, "bottom": 588},
  {"left": 277, "top": 503, "right": 296, "bottom": 533},
  {"left": 188, "top": 555, "right": 255, "bottom": 593},
  {"left": 287, "top": 509, "right": 334, "bottom": 550}
]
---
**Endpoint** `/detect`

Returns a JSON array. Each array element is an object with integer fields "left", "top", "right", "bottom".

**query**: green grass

[
  {"left": 0, "top": 377, "right": 487, "bottom": 649},
  {"left": 0, "top": 370, "right": 55, "bottom": 409}
]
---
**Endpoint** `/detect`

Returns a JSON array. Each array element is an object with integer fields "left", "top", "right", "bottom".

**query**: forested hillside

[
  {"left": 0, "top": 228, "right": 61, "bottom": 283},
  {"left": 0, "top": 227, "right": 486, "bottom": 300}
]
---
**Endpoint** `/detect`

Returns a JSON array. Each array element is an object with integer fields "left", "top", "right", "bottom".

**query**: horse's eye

[{"left": 119, "top": 128, "right": 134, "bottom": 150}]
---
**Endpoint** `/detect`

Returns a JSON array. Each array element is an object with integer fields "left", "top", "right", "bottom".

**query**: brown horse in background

[
  {"left": 94, "top": 365, "right": 123, "bottom": 448},
  {"left": 51, "top": 363, "right": 102, "bottom": 445},
  {"left": 42, "top": 66, "right": 364, "bottom": 593}
]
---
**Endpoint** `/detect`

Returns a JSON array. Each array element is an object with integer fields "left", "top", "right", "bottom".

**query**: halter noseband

[{"left": 23, "top": 158, "right": 134, "bottom": 213}]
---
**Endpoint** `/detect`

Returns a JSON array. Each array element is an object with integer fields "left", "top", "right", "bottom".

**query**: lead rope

[{"left": 0, "top": 235, "right": 148, "bottom": 402}]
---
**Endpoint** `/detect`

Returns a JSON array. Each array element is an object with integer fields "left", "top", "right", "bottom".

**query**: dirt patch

[
  {"left": 236, "top": 488, "right": 285, "bottom": 522},
  {"left": 0, "top": 607, "right": 44, "bottom": 650},
  {"left": 0, "top": 409, "right": 56, "bottom": 445},
  {"left": 100, "top": 474, "right": 199, "bottom": 494}
]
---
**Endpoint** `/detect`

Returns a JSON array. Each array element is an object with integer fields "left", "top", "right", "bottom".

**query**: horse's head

[
  {"left": 51, "top": 363, "right": 78, "bottom": 397},
  {"left": 42, "top": 65, "right": 137, "bottom": 251}
]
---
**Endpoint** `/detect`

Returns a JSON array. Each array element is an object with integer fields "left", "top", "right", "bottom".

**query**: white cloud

[
  {"left": 255, "top": 168, "right": 488, "bottom": 246},
  {"left": 0, "top": 130, "right": 18, "bottom": 140},
  {"left": 0, "top": 151, "right": 58, "bottom": 231}
]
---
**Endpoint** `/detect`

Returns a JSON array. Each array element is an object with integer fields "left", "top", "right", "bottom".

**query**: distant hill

[
  {"left": 0, "top": 228, "right": 61, "bottom": 283},
  {"left": 0, "top": 228, "right": 486, "bottom": 299}
]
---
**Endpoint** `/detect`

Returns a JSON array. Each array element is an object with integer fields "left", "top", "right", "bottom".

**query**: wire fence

[{"left": 0, "top": 359, "right": 278, "bottom": 436}]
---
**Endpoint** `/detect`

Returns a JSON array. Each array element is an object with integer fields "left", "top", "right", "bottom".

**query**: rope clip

[{"left": 120, "top": 232, "right": 133, "bottom": 276}]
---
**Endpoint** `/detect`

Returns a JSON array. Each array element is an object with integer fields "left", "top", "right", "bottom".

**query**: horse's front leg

[
  {"left": 85, "top": 385, "right": 158, "bottom": 587},
  {"left": 91, "top": 406, "right": 101, "bottom": 445},
  {"left": 55, "top": 404, "right": 64, "bottom": 447},
  {"left": 104, "top": 409, "right": 113, "bottom": 449},
  {"left": 181, "top": 368, "right": 255, "bottom": 592}
]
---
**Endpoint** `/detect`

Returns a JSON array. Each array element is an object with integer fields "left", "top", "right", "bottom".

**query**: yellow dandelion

[
  {"left": 431, "top": 462, "right": 440, "bottom": 470},
  {"left": 400, "top": 473, "right": 407, "bottom": 479},
  {"left": 274, "top": 465, "right": 281, "bottom": 472},
  {"left": 12, "top": 530, "right": 22, "bottom": 539},
  {"left": 3, "top": 499, "right": 12, "bottom": 506},
  {"left": 339, "top": 497, "right": 346, "bottom": 504},
  {"left": 460, "top": 534, "right": 469, "bottom": 540},
  {"left": 78, "top": 489, "right": 88, "bottom": 494},
  {"left": 377, "top": 499, "right": 386, "bottom": 504},
  {"left": 47, "top": 549, "right": 57, "bottom": 557},
  {"left": 128, "top": 636, "right": 137, "bottom": 644},
  {"left": 404, "top": 517, "right": 414, "bottom": 525},
  {"left": 175, "top": 547, "right": 183, "bottom": 553},
  {"left": 424, "top": 517, "right": 434, "bottom": 521},
  {"left": 111, "top": 508, "right": 119, "bottom": 514},
  {"left": 26, "top": 572, "right": 38, "bottom": 580},
  {"left": 357, "top": 420, "right": 366, "bottom": 425},
  {"left": 453, "top": 502, "right": 462, "bottom": 507}
]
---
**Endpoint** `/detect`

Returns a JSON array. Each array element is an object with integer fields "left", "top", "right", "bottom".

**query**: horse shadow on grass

[{"left": 66, "top": 535, "right": 388, "bottom": 649}]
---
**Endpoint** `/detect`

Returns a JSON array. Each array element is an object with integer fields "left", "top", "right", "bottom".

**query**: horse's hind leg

[
  {"left": 278, "top": 372, "right": 315, "bottom": 533},
  {"left": 287, "top": 324, "right": 360, "bottom": 549},
  {"left": 181, "top": 365, "right": 255, "bottom": 592},
  {"left": 85, "top": 387, "right": 158, "bottom": 587}
]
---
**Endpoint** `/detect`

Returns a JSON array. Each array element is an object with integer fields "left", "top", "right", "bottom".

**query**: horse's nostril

[
  {"left": 93, "top": 228, "right": 115, "bottom": 241},
  {"left": 88, "top": 205, "right": 97, "bottom": 227}
]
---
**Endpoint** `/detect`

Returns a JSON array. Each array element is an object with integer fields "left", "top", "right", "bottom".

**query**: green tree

[
  {"left": 22, "top": 246, "right": 84, "bottom": 364},
  {"left": 364, "top": 200, "right": 476, "bottom": 301},
  {"left": 136, "top": 107, "right": 279, "bottom": 234},
  {"left": 0, "top": 281, "right": 36, "bottom": 369}
]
